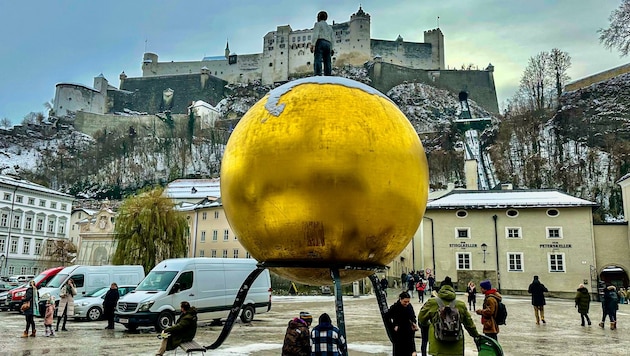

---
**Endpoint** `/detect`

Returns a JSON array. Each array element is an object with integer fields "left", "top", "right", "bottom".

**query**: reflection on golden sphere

[{"left": 220, "top": 77, "right": 429, "bottom": 285}]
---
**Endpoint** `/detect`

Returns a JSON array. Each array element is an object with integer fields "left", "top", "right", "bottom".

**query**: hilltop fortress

[{"left": 51, "top": 6, "right": 498, "bottom": 136}]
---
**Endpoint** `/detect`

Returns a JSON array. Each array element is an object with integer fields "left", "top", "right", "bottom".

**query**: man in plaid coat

[{"left": 310, "top": 313, "right": 347, "bottom": 355}]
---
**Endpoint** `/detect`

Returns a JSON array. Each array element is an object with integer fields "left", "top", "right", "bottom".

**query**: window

[
  {"left": 31, "top": 267, "right": 38, "bottom": 274},
  {"left": 211, "top": 249, "right": 217, "bottom": 258},
  {"left": 456, "top": 210, "right": 468, "bottom": 218},
  {"left": 233, "top": 249, "right": 239, "bottom": 258},
  {"left": 39, "top": 199, "right": 46, "bottom": 207},
  {"left": 10, "top": 239, "right": 18, "bottom": 253},
  {"left": 222, "top": 249, "right": 228, "bottom": 258},
  {"left": 21, "top": 266, "right": 27, "bottom": 274},
  {"left": 50, "top": 202, "right": 57, "bottom": 209},
  {"left": 71, "top": 275, "right": 85, "bottom": 288},
  {"left": 34, "top": 240, "right": 42, "bottom": 255},
  {"left": 547, "top": 227, "right": 562, "bottom": 239},
  {"left": 506, "top": 209, "right": 519, "bottom": 217},
  {"left": 508, "top": 253, "right": 523, "bottom": 271},
  {"left": 456, "top": 252, "right": 471, "bottom": 270},
  {"left": 36, "top": 218, "right": 44, "bottom": 231},
  {"left": 202, "top": 212, "right": 207, "bottom": 220},
  {"left": 7, "top": 266, "right": 14, "bottom": 275},
  {"left": 48, "top": 220, "right": 55, "bottom": 233},
  {"left": 455, "top": 227, "right": 470, "bottom": 239},
  {"left": 25, "top": 216, "right": 32, "bottom": 230},
  {"left": 1, "top": 213, "right": 7, "bottom": 227},
  {"left": 223, "top": 230, "right": 229, "bottom": 241},
  {"left": 61, "top": 204, "right": 67, "bottom": 211},
  {"left": 46, "top": 241, "right": 53, "bottom": 255},
  {"left": 12, "top": 214, "right": 20, "bottom": 229},
  {"left": 506, "top": 227, "right": 521, "bottom": 239},
  {"left": 214, "top": 211, "right": 219, "bottom": 219},
  {"left": 16, "top": 195, "right": 23, "bottom": 203},
  {"left": 199, "top": 250, "right": 205, "bottom": 257},
  {"left": 246, "top": 251, "right": 251, "bottom": 259},
  {"left": 3, "top": 193, "right": 10, "bottom": 201},
  {"left": 212, "top": 230, "right": 218, "bottom": 241},
  {"left": 0, "top": 239, "right": 4, "bottom": 252},
  {"left": 549, "top": 253, "right": 565, "bottom": 272},
  {"left": 22, "top": 239, "right": 30, "bottom": 254},
  {"left": 58, "top": 223, "right": 65, "bottom": 234},
  {"left": 546, "top": 209, "right": 559, "bottom": 217},
  {"left": 201, "top": 231, "right": 206, "bottom": 242},
  {"left": 28, "top": 198, "right": 35, "bottom": 205}
]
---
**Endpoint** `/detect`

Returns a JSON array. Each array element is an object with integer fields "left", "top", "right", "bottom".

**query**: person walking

[
  {"left": 427, "top": 275, "right": 435, "bottom": 294},
  {"left": 56, "top": 278, "right": 77, "bottom": 332},
  {"left": 155, "top": 301, "right": 198, "bottom": 356},
  {"left": 599, "top": 285, "right": 619, "bottom": 330},
  {"left": 466, "top": 281, "right": 477, "bottom": 311},
  {"left": 385, "top": 291, "right": 419, "bottom": 356},
  {"left": 282, "top": 311, "right": 312, "bottom": 356},
  {"left": 416, "top": 279, "right": 426, "bottom": 303},
  {"left": 310, "top": 11, "right": 334, "bottom": 76},
  {"left": 380, "top": 276, "right": 389, "bottom": 297},
  {"left": 21, "top": 279, "right": 39, "bottom": 337},
  {"left": 407, "top": 273, "right": 416, "bottom": 298},
  {"left": 103, "top": 283, "right": 120, "bottom": 330},
  {"left": 310, "top": 313, "right": 347, "bottom": 355},
  {"left": 475, "top": 280, "right": 501, "bottom": 341},
  {"left": 418, "top": 277, "right": 480, "bottom": 356},
  {"left": 44, "top": 297, "right": 55, "bottom": 337},
  {"left": 528, "top": 276, "right": 548, "bottom": 325},
  {"left": 575, "top": 283, "right": 591, "bottom": 326}
]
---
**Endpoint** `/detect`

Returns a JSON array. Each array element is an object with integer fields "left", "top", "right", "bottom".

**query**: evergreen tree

[{"left": 112, "top": 187, "right": 188, "bottom": 273}]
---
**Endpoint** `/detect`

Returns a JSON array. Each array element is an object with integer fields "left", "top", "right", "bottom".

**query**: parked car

[
  {"left": 73, "top": 285, "right": 137, "bottom": 321},
  {"left": 8, "top": 267, "right": 63, "bottom": 312},
  {"left": 0, "top": 284, "right": 26, "bottom": 311},
  {"left": 8, "top": 275, "right": 34, "bottom": 286},
  {"left": 0, "top": 282, "right": 13, "bottom": 293}
]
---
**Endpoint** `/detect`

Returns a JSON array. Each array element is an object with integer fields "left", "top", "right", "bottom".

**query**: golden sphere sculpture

[{"left": 220, "top": 77, "right": 429, "bottom": 285}]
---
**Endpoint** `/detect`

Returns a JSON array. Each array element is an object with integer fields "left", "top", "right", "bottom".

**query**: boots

[
  {"left": 611, "top": 322, "right": 617, "bottom": 330},
  {"left": 599, "top": 322, "right": 605, "bottom": 328},
  {"left": 30, "top": 330, "right": 36, "bottom": 337},
  {"left": 21, "top": 331, "right": 28, "bottom": 338}
]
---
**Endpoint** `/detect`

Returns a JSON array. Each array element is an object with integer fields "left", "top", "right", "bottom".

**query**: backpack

[
  {"left": 490, "top": 296, "right": 508, "bottom": 325},
  {"left": 433, "top": 298, "right": 462, "bottom": 342}
]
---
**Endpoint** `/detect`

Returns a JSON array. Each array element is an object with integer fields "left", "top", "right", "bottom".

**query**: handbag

[{"left": 20, "top": 301, "right": 30, "bottom": 311}]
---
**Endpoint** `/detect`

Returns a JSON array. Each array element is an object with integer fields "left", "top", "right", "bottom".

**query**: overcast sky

[{"left": 1, "top": 0, "right": 628, "bottom": 124}]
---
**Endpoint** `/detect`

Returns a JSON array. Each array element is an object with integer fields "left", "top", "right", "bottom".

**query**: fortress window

[
  {"left": 307, "top": 62, "right": 311, "bottom": 66},
  {"left": 281, "top": 52, "right": 283, "bottom": 55},
  {"left": 269, "top": 63, "right": 273, "bottom": 67}
]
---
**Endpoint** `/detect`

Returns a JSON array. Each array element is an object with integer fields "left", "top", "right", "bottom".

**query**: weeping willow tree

[{"left": 112, "top": 187, "right": 188, "bottom": 273}]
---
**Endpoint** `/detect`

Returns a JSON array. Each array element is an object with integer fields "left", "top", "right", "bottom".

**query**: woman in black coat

[
  {"left": 600, "top": 285, "right": 619, "bottom": 329},
  {"left": 385, "top": 291, "right": 419, "bottom": 356},
  {"left": 21, "top": 280, "right": 39, "bottom": 337},
  {"left": 103, "top": 283, "right": 120, "bottom": 329}
]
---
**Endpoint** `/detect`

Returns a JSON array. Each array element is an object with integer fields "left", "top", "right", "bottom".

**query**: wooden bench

[{"left": 175, "top": 340, "right": 206, "bottom": 355}]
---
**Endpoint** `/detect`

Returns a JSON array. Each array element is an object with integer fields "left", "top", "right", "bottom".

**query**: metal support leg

[
  {"left": 368, "top": 274, "right": 393, "bottom": 343},
  {"left": 206, "top": 266, "right": 265, "bottom": 350},
  {"left": 331, "top": 268, "right": 348, "bottom": 356}
]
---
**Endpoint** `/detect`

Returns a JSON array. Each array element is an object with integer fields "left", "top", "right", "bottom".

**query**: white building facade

[{"left": 0, "top": 175, "right": 74, "bottom": 277}]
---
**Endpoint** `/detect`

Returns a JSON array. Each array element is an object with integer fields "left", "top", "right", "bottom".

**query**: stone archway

[
  {"left": 599, "top": 265, "right": 629, "bottom": 292},
  {"left": 91, "top": 246, "right": 109, "bottom": 266}
]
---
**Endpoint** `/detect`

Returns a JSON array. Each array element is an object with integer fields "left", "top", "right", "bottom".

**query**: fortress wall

[
  {"left": 371, "top": 40, "right": 434, "bottom": 69},
  {"left": 74, "top": 112, "right": 190, "bottom": 137},
  {"left": 369, "top": 63, "right": 499, "bottom": 114},
  {"left": 118, "top": 74, "right": 226, "bottom": 114},
  {"left": 54, "top": 85, "right": 106, "bottom": 117},
  {"left": 564, "top": 62, "right": 630, "bottom": 92}
]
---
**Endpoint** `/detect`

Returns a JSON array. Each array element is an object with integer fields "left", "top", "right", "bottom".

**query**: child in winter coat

[{"left": 44, "top": 297, "right": 55, "bottom": 337}]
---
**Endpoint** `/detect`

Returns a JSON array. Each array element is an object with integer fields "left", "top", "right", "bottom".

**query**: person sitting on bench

[{"left": 156, "top": 301, "right": 198, "bottom": 356}]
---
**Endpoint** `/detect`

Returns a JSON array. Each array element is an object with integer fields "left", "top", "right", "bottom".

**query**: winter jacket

[
  {"left": 602, "top": 286, "right": 619, "bottom": 314},
  {"left": 44, "top": 303, "right": 55, "bottom": 325},
  {"left": 386, "top": 299, "right": 418, "bottom": 356},
  {"left": 477, "top": 288, "right": 502, "bottom": 335},
  {"left": 103, "top": 288, "right": 120, "bottom": 312},
  {"left": 164, "top": 307, "right": 198, "bottom": 351},
  {"left": 418, "top": 285, "right": 479, "bottom": 356},
  {"left": 282, "top": 318, "right": 311, "bottom": 356},
  {"left": 23, "top": 286, "right": 39, "bottom": 316},
  {"left": 58, "top": 283, "right": 77, "bottom": 317},
  {"left": 575, "top": 287, "right": 591, "bottom": 314},
  {"left": 528, "top": 279, "right": 548, "bottom": 306},
  {"left": 310, "top": 322, "right": 347, "bottom": 356},
  {"left": 466, "top": 286, "right": 477, "bottom": 302}
]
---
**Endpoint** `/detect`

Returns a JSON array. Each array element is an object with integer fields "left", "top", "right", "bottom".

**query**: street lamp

[{"left": 481, "top": 243, "right": 488, "bottom": 264}]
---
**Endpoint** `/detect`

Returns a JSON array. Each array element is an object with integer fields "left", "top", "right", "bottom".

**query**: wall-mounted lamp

[{"left": 481, "top": 243, "right": 488, "bottom": 264}]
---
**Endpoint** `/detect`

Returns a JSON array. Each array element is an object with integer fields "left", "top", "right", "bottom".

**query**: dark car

[{"left": 0, "top": 282, "right": 12, "bottom": 293}]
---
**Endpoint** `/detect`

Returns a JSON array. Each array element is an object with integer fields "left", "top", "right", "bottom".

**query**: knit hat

[
  {"left": 480, "top": 280, "right": 492, "bottom": 290},
  {"left": 299, "top": 311, "right": 313, "bottom": 325},
  {"left": 441, "top": 276, "right": 453, "bottom": 288}
]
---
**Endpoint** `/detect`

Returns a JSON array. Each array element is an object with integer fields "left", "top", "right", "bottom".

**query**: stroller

[{"left": 475, "top": 335, "right": 504, "bottom": 356}]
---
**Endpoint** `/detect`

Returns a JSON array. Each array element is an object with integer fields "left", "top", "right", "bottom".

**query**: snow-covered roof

[
  {"left": 176, "top": 197, "right": 222, "bottom": 212},
  {"left": 165, "top": 178, "right": 221, "bottom": 200},
  {"left": 427, "top": 189, "right": 597, "bottom": 209},
  {"left": 72, "top": 208, "right": 99, "bottom": 216},
  {"left": 202, "top": 55, "right": 226, "bottom": 61},
  {"left": 0, "top": 175, "right": 73, "bottom": 199}
]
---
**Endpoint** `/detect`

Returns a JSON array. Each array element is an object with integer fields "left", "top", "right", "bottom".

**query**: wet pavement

[{"left": 0, "top": 292, "right": 629, "bottom": 355}]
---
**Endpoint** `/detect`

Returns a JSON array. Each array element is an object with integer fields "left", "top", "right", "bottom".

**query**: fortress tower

[{"left": 424, "top": 28, "right": 444, "bottom": 69}]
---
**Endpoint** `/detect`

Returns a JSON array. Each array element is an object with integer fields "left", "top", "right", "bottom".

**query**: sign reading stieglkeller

[
  {"left": 539, "top": 242, "right": 572, "bottom": 248},
  {"left": 448, "top": 243, "right": 478, "bottom": 248}
]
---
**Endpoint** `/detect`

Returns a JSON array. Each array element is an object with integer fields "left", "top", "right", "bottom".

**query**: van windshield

[
  {"left": 46, "top": 274, "right": 68, "bottom": 288},
  {"left": 136, "top": 271, "right": 178, "bottom": 291}
]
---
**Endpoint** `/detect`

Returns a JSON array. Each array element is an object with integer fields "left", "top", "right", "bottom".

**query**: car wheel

[
  {"left": 240, "top": 305, "right": 255, "bottom": 323},
  {"left": 155, "top": 311, "right": 174, "bottom": 331},
  {"left": 87, "top": 306, "right": 102, "bottom": 321}
]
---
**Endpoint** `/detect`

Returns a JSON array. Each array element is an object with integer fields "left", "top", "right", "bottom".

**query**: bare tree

[
  {"left": 599, "top": 0, "right": 630, "bottom": 56},
  {"left": 0, "top": 118, "right": 11, "bottom": 128},
  {"left": 519, "top": 52, "right": 553, "bottom": 111},
  {"left": 39, "top": 239, "right": 77, "bottom": 269},
  {"left": 549, "top": 48, "right": 572, "bottom": 100}
]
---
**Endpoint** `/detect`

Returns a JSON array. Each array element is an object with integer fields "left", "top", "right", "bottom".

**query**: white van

[
  {"left": 114, "top": 258, "right": 272, "bottom": 331},
  {"left": 39, "top": 265, "right": 145, "bottom": 301}
]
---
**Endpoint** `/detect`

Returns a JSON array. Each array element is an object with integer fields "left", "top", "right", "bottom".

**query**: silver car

[{"left": 73, "top": 285, "right": 137, "bottom": 321}]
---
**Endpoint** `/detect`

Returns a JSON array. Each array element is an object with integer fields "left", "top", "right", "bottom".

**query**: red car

[{"left": 9, "top": 267, "right": 63, "bottom": 311}]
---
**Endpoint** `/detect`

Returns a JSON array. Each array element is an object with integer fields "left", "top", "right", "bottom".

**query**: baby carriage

[{"left": 475, "top": 335, "right": 504, "bottom": 356}]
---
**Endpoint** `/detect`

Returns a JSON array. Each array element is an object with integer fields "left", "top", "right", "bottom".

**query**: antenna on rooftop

[
  {"left": 145, "top": 38, "right": 148, "bottom": 53},
  {"left": 437, "top": 16, "right": 440, "bottom": 28}
]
